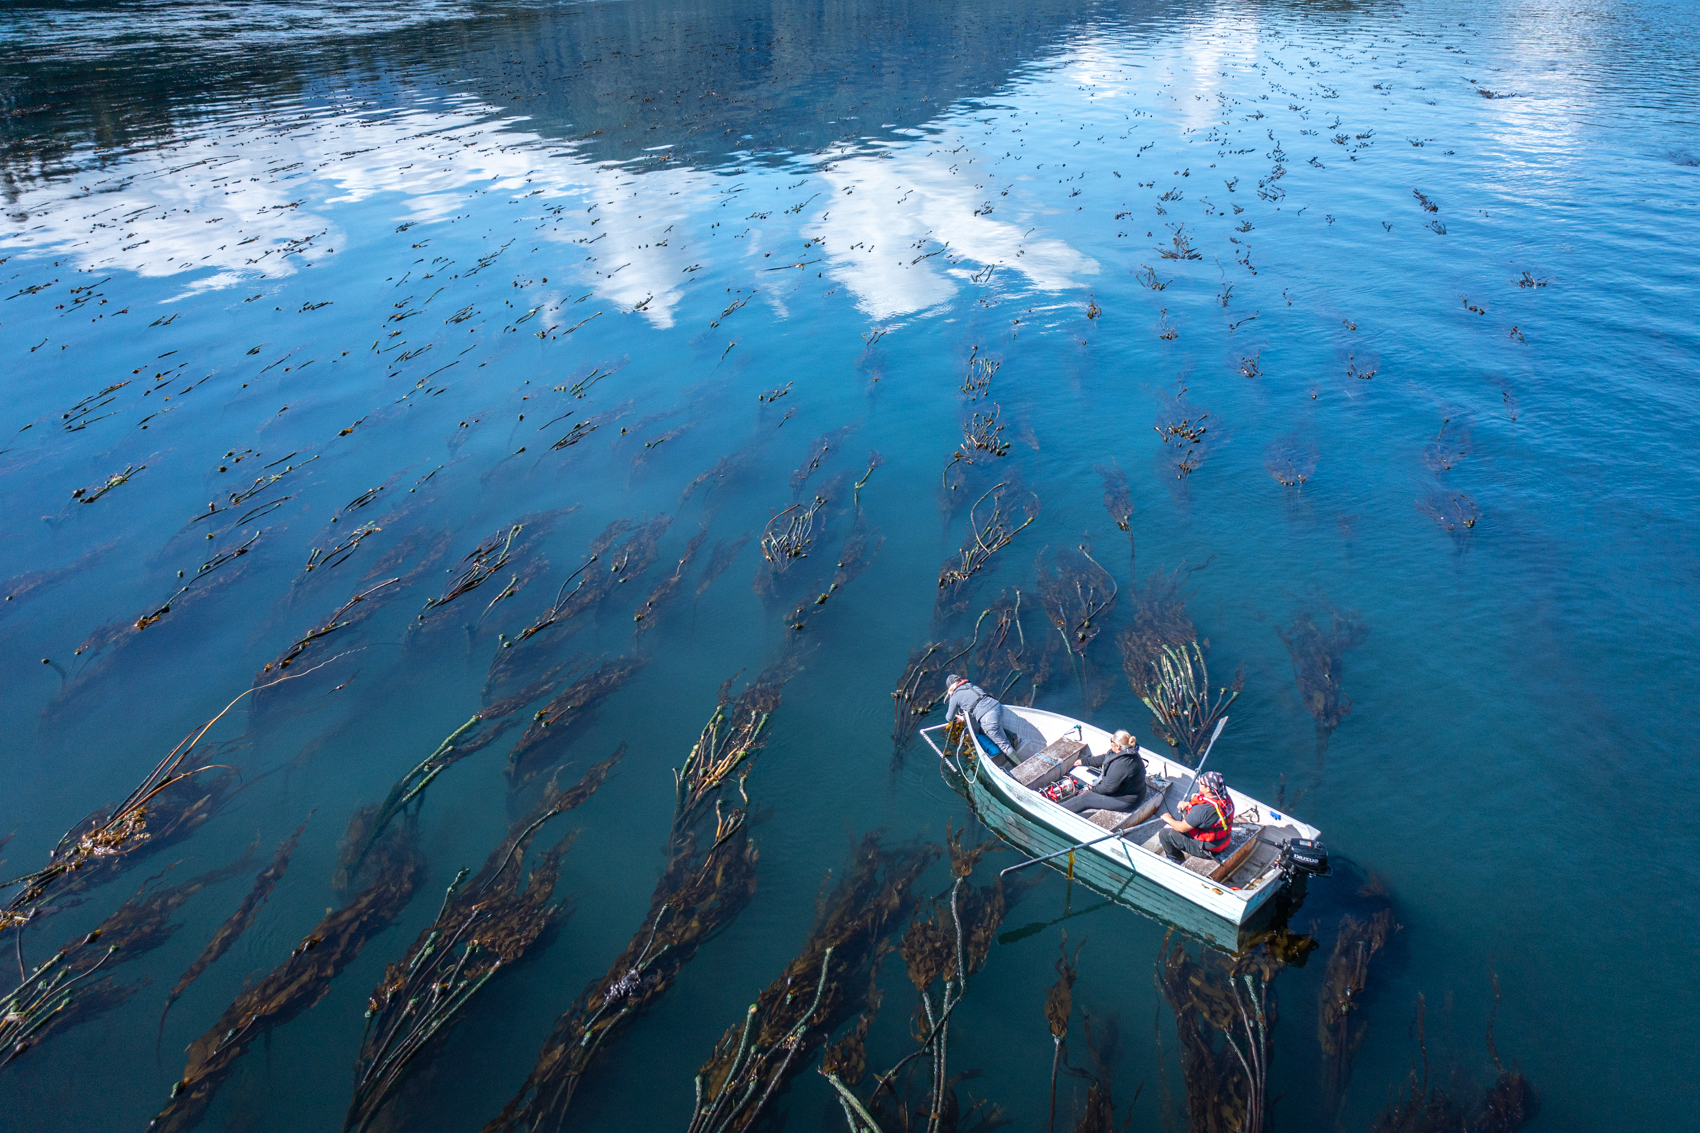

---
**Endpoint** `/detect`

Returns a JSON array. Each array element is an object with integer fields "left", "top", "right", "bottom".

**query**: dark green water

[{"left": 2, "top": 0, "right": 1697, "bottom": 1129}]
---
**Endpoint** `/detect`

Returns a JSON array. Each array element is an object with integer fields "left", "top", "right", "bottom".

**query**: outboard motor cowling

[{"left": 1281, "top": 838, "right": 1330, "bottom": 877}]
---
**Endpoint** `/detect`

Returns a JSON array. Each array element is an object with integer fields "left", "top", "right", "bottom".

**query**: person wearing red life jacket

[{"left": 1158, "top": 771, "right": 1235, "bottom": 862}]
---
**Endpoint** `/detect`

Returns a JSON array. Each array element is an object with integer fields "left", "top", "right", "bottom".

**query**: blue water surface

[{"left": 2, "top": 0, "right": 1697, "bottom": 1129}]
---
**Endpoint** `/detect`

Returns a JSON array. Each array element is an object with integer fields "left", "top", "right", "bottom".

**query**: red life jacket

[{"left": 1184, "top": 789, "right": 1235, "bottom": 853}]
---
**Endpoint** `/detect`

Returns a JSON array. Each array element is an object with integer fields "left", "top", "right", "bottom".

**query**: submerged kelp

[
  {"left": 1037, "top": 544, "right": 1118, "bottom": 708},
  {"left": 161, "top": 818, "right": 310, "bottom": 1029},
  {"left": 0, "top": 672, "right": 320, "bottom": 939},
  {"left": 1116, "top": 563, "right": 1204, "bottom": 696},
  {"left": 346, "top": 751, "right": 621, "bottom": 1132},
  {"left": 891, "top": 588, "right": 1044, "bottom": 756},
  {"left": 506, "top": 656, "right": 644, "bottom": 785},
  {"left": 149, "top": 819, "right": 425, "bottom": 1133},
  {"left": 1367, "top": 994, "right": 1538, "bottom": 1133},
  {"left": 1156, "top": 934, "right": 1286, "bottom": 1133},
  {"left": 1277, "top": 602, "right": 1370, "bottom": 753},
  {"left": 338, "top": 663, "right": 627, "bottom": 883},
  {"left": 687, "top": 834, "right": 939, "bottom": 1133},
  {"left": 1319, "top": 876, "right": 1399, "bottom": 1105},
  {"left": 843, "top": 827, "right": 1008, "bottom": 1133},
  {"left": 0, "top": 849, "right": 254, "bottom": 1070},
  {"left": 483, "top": 671, "right": 787, "bottom": 1131}
]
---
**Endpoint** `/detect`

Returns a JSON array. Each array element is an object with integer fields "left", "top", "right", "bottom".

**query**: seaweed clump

[
  {"left": 1, "top": 850, "right": 256, "bottom": 1070},
  {"left": 345, "top": 751, "right": 622, "bottom": 1131},
  {"left": 482, "top": 672, "right": 786, "bottom": 1131},
  {"left": 1319, "top": 876, "right": 1399, "bottom": 1103},
  {"left": 686, "top": 833, "right": 940, "bottom": 1132},
  {"left": 1277, "top": 602, "right": 1369, "bottom": 752},
  {"left": 148, "top": 819, "right": 426, "bottom": 1133},
  {"left": 1156, "top": 934, "right": 1286, "bottom": 1133}
]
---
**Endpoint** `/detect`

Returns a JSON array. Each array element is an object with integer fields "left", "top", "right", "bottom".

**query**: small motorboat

[{"left": 920, "top": 705, "right": 1327, "bottom": 950}]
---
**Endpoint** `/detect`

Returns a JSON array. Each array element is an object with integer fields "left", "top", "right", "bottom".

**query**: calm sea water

[{"left": 2, "top": 0, "right": 1697, "bottom": 1129}]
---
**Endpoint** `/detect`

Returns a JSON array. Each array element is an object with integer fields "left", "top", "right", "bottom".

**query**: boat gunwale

[{"left": 920, "top": 706, "right": 1320, "bottom": 926}]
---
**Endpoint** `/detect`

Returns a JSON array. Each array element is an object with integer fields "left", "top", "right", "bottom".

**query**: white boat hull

[{"left": 924, "top": 705, "right": 1322, "bottom": 948}]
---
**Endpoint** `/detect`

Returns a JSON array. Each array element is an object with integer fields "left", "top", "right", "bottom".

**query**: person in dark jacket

[
  {"left": 943, "top": 674, "right": 1016, "bottom": 758},
  {"left": 1061, "top": 730, "right": 1147, "bottom": 813}
]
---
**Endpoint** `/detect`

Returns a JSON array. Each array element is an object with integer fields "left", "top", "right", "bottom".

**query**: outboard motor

[{"left": 1279, "top": 838, "right": 1330, "bottom": 878}]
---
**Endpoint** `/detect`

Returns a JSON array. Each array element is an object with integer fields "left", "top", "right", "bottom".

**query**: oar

[
  {"left": 1179, "top": 716, "right": 1229, "bottom": 796},
  {"left": 999, "top": 829, "right": 1130, "bottom": 878}
]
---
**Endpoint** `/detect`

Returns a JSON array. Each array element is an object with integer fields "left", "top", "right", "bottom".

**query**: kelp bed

[
  {"left": 482, "top": 671, "right": 785, "bottom": 1131},
  {"left": 149, "top": 817, "right": 426, "bottom": 1133},
  {"left": 345, "top": 751, "right": 622, "bottom": 1131}
]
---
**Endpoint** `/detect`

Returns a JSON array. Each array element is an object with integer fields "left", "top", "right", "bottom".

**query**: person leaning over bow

[
  {"left": 1060, "top": 729, "right": 1147, "bottom": 814},
  {"left": 943, "top": 673, "right": 1017, "bottom": 759},
  {"left": 1158, "top": 771, "right": 1236, "bottom": 861}
]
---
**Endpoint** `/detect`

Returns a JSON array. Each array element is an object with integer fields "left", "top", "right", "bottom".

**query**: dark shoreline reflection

[{"left": 2, "top": 0, "right": 1140, "bottom": 195}]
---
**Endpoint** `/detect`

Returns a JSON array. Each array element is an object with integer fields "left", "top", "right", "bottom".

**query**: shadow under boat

[{"left": 922, "top": 706, "right": 1328, "bottom": 955}]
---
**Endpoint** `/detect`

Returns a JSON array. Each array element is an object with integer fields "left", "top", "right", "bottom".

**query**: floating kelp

[
  {"left": 1319, "top": 876, "right": 1398, "bottom": 1104},
  {"left": 760, "top": 496, "right": 826, "bottom": 571},
  {"left": 1153, "top": 382, "right": 1211, "bottom": 478},
  {"left": 689, "top": 834, "right": 940, "bottom": 1133},
  {"left": 755, "top": 472, "right": 855, "bottom": 604},
  {"left": 891, "top": 588, "right": 1043, "bottom": 754},
  {"left": 0, "top": 941, "right": 133, "bottom": 1070},
  {"left": 507, "top": 516, "right": 669, "bottom": 647},
  {"left": 1264, "top": 432, "right": 1318, "bottom": 487},
  {"left": 420, "top": 524, "right": 522, "bottom": 615},
  {"left": 483, "top": 672, "right": 787, "bottom": 1131},
  {"left": 936, "top": 483, "right": 1039, "bottom": 618},
  {"left": 1416, "top": 491, "right": 1480, "bottom": 533},
  {"left": 506, "top": 657, "right": 644, "bottom": 785},
  {"left": 162, "top": 819, "right": 310, "bottom": 1029},
  {"left": 960, "top": 346, "right": 1000, "bottom": 401},
  {"left": 55, "top": 534, "right": 264, "bottom": 708},
  {"left": 1, "top": 674, "right": 291, "bottom": 938},
  {"left": 791, "top": 424, "right": 858, "bottom": 497},
  {"left": 784, "top": 515, "right": 883, "bottom": 632},
  {"left": 1156, "top": 934, "right": 1284, "bottom": 1133},
  {"left": 149, "top": 819, "right": 425, "bottom": 1133},
  {"left": 675, "top": 675, "right": 782, "bottom": 816},
  {"left": 942, "top": 404, "right": 1012, "bottom": 488},
  {"left": 257, "top": 577, "right": 399, "bottom": 679},
  {"left": 300, "top": 521, "right": 383, "bottom": 578},
  {"left": 1037, "top": 544, "right": 1118, "bottom": 661},
  {"left": 1138, "top": 642, "right": 1242, "bottom": 761},
  {"left": 1, "top": 850, "right": 254, "bottom": 1070},
  {"left": 1117, "top": 563, "right": 1204, "bottom": 697},
  {"left": 346, "top": 751, "right": 621, "bottom": 1132},
  {"left": 1093, "top": 463, "right": 1132, "bottom": 533},
  {"left": 1276, "top": 603, "right": 1369, "bottom": 751},
  {"left": 634, "top": 529, "right": 709, "bottom": 632}
]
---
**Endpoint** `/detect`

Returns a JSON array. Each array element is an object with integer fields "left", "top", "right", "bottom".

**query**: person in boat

[
  {"left": 1158, "top": 771, "right": 1236, "bottom": 861},
  {"left": 1060, "top": 730, "right": 1147, "bottom": 814},
  {"left": 943, "top": 673, "right": 1016, "bottom": 759}
]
